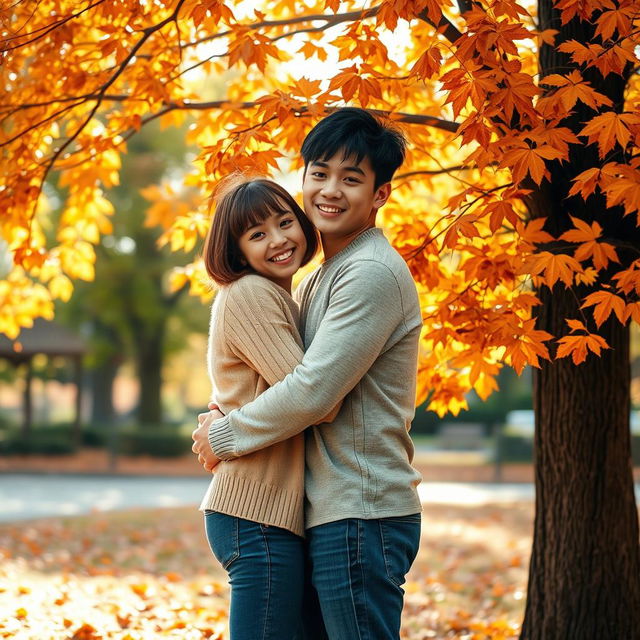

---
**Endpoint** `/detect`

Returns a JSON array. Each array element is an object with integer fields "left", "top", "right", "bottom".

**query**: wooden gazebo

[{"left": 0, "top": 318, "right": 87, "bottom": 443}]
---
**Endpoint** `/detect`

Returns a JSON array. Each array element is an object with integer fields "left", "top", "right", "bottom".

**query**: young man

[{"left": 193, "top": 107, "right": 423, "bottom": 639}]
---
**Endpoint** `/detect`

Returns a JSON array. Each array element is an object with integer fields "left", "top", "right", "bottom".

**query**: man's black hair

[{"left": 300, "top": 107, "right": 407, "bottom": 189}]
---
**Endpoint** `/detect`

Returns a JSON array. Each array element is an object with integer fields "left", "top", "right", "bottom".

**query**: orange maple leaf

[
  {"left": 289, "top": 77, "right": 322, "bottom": 101},
  {"left": 612, "top": 262, "right": 640, "bottom": 295},
  {"left": 502, "top": 143, "right": 563, "bottom": 185},
  {"left": 624, "top": 302, "right": 640, "bottom": 324},
  {"left": 594, "top": 6, "right": 634, "bottom": 41},
  {"left": 566, "top": 318, "right": 587, "bottom": 332},
  {"left": 530, "top": 251, "right": 582, "bottom": 288},
  {"left": 557, "top": 40, "right": 602, "bottom": 65},
  {"left": 581, "top": 290, "right": 627, "bottom": 326},
  {"left": 568, "top": 168, "right": 601, "bottom": 200},
  {"left": 541, "top": 70, "right": 613, "bottom": 112},
  {"left": 556, "top": 333, "right": 610, "bottom": 364},
  {"left": 559, "top": 216, "right": 619, "bottom": 269},
  {"left": 600, "top": 166, "right": 640, "bottom": 218},
  {"left": 579, "top": 111, "right": 640, "bottom": 157},
  {"left": 518, "top": 218, "right": 554, "bottom": 245}
]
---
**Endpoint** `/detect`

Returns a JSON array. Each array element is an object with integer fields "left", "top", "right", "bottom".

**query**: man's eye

[
  {"left": 311, "top": 171, "right": 325, "bottom": 178},
  {"left": 345, "top": 177, "right": 361, "bottom": 184}
]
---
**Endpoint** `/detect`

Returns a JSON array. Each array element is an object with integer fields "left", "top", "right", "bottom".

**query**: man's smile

[{"left": 316, "top": 204, "right": 346, "bottom": 217}]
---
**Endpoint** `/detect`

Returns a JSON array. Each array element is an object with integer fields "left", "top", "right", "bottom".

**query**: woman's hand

[{"left": 192, "top": 404, "right": 225, "bottom": 472}]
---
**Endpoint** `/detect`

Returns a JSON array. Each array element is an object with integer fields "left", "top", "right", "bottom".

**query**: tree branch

[
  {"left": 396, "top": 166, "right": 468, "bottom": 178},
  {"left": 404, "top": 182, "right": 515, "bottom": 260},
  {"left": 184, "top": 5, "right": 381, "bottom": 49},
  {"left": 457, "top": 0, "right": 475, "bottom": 14},
  {"left": 416, "top": 8, "right": 463, "bottom": 45},
  {"left": 140, "top": 100, "right": 461, "bottom": 134},
  {"left": 1, "top": 0, "right": 107, "bottom": 51}
]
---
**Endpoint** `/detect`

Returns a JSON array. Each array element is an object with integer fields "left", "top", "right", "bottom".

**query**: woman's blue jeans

[{"left": 205, "top": 511, "right": 305, "bottom": 640}]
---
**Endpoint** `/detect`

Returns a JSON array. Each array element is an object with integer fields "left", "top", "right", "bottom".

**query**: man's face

[{"left": 302, "top": 152, "right": 390, "bottom": 256}]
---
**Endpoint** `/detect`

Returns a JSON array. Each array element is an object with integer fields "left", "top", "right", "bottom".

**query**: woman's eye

[
  {"left": 280, "top": 218, "right": 294, "bottom": 227},
  {"left": 249, "top": 231, "right": 264, "bottom": 240}
]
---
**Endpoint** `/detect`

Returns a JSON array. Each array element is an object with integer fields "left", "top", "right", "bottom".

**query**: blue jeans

[
  {"left": 306, "top": 514, "right": 421, "bottom": 640},
  {"left": 204, "top": 512, "right": 305, "bottom": 639}
]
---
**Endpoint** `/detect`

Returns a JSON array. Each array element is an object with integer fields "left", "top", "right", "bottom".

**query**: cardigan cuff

[{"left": 208, "top": 415, "right": 237, "bottom": 460}]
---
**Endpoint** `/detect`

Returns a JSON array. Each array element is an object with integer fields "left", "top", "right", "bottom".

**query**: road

[{"left": 0, "top": 473, "right": 542, "bottom": 522}]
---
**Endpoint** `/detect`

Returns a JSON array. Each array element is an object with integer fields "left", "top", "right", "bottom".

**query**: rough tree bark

[
  {"left": 523, "top": 288, "right": 640, "bottom": 638},
  {"left": 521, "top": 1, "right": 640, "bottom": 636}
]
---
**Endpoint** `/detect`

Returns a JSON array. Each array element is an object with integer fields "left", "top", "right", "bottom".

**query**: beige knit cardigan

[{"left": 199, "top": 273, "right": 308, "bottom": 536}]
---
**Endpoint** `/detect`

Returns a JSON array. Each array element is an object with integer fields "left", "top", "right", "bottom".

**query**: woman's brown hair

[{"left": 203, "top": 177, "right": 318, "bottom": 286}]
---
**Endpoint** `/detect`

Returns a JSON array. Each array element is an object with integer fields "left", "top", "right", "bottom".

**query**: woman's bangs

[{"left": 230, "top": 184, "right": 291, "bottom": 238}]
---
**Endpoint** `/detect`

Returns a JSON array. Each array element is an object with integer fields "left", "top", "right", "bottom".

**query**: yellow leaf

[{"left": 49, "top": 275, "right": 74, "bottom": 302}]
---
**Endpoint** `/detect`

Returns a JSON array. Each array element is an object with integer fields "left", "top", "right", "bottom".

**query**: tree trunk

[
  {"left": 90, "top": 357, "right": 119, "bottom": 425},
  {"left": 21, "top": 358, "right": 32, "bottom": 439},
  {"left": 521, "top": 1, "right": 640, "bottom": 635},
  {"left": 522, "top": 285, "right": 640, "bottom": 638},
  {"left": 135, "top": 325, "right": 164, "bottom": 425}
]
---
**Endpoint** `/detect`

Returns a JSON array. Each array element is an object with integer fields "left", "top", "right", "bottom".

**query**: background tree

[
  {"left": 58, "top": 122, "right": 206, "bottom": 425},
  {"left": 2, "top": 0, "right": 639, "bottom": 636}
]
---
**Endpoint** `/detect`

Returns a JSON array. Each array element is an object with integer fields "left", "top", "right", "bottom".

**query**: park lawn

[{"left": 0, "top": 503, "right": 532, "bottom": 639}]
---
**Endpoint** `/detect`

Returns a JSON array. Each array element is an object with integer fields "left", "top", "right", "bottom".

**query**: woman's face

[{"left": 237, "top": 209, "right": 307, "bottom": 292}]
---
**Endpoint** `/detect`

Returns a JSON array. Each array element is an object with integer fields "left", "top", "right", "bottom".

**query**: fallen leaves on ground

[{"left": 0, "top": 503, "right": 532, "bottom": 639}]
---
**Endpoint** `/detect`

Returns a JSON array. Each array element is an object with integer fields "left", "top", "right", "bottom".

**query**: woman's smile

[{"left": 269, "top": 248, "right": 295, "bottom": 263}]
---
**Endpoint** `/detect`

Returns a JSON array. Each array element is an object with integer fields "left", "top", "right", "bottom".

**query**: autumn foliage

[
  {"left": 0, "top": 504, "right": 531, "bottom": 639},
  {"left": 1, "top": 0, "right": 640, "bottom": 416}
]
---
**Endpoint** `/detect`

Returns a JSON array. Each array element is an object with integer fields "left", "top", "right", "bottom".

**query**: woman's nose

[{"left": 269, "top": 230, "right": 287, "bottom": 246}]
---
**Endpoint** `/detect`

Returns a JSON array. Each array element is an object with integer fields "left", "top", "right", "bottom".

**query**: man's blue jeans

[
  {"left": 205, "top": 511, "right": 305, "bottom": 639},
  {"left": 305, "top": 514, "right": 422, "bottom": 640}
]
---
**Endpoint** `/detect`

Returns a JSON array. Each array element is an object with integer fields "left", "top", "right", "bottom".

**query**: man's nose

[{"left": 320, "top": 178, "right": 342, "bottom": 198}]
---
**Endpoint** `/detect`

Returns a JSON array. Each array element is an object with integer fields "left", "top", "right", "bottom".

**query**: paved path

[
  {"left": 0, "top": 474, "right": 540, "bottom": 522},
  {"left": 1, "top": 474, "right": 637, "bottom": 523}
]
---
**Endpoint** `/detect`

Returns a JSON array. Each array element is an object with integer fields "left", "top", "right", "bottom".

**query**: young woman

[{"left": 200, "top": 177, "right": 334, "bottom": 639}]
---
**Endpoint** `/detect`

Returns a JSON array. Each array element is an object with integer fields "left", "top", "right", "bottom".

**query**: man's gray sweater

[{"left": 209, "top": 227, "right": 423, "bottom": 528}]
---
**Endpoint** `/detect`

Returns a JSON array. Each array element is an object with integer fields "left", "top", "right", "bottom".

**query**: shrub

[
  {"left": 494, "top": 434, "right": 533, "bottom": 463},
  {"left": 116, "top": 425, "right": 193, "bottom": 458},
  {"left": 0, "top": 429, "right": 77, "bottom": 455}
]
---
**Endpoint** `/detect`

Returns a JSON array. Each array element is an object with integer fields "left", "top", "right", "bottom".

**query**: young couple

[{"left": 192, "top": 107, "right": 423, "bottom": 640}]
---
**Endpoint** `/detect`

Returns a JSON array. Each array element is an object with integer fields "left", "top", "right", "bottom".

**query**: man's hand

[{"left": 191, "top": 404, "right": 225, "bottom": 472}]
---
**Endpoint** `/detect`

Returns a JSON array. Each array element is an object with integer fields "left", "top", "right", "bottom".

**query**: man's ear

[{"left": 373, "top": 183, "right": 392, "bottom": 210}]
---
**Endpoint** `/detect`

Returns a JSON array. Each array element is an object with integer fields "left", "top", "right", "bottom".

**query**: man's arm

[
  {"left": 192, "top": 275, "right": 339, "bottom": 470},
  {"left": 209, "top": 260, "right": 408, "bottom": 459}
]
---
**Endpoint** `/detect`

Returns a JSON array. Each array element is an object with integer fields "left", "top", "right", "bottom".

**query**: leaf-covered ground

[{"left": 0, "top": 503, "right": 532, "bottom": 639}]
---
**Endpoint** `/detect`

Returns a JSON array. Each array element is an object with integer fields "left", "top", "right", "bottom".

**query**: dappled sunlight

[{"left": 0, "top": 505, "right": 530, "bottom": 639}]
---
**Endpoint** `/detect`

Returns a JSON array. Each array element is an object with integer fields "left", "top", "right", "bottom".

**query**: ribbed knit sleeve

[{"left": 223, "top": 276, "right": 305, "bottom": 388}]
